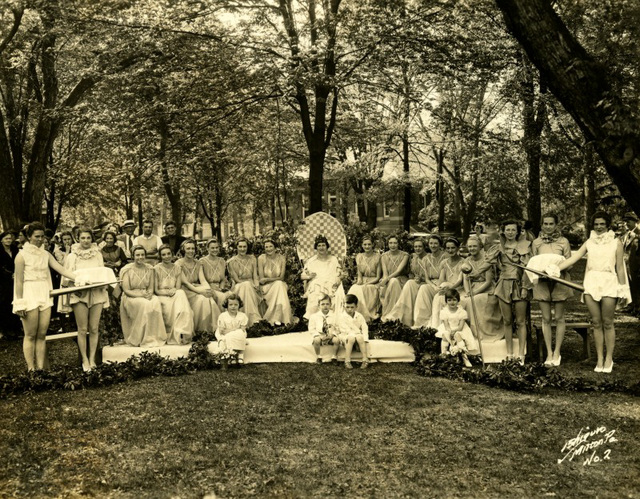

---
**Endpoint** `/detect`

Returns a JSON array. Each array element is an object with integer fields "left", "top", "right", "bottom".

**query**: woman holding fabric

[
  {"left": 227, "top": 238, "right": 262, "bottom": 326},
  {"left": 347, "top": 235, "right": 382, "bottom": 322},
  {"left": 13, "top": 222, "right": 76, "bottom": 370},
  {"left": 531, "top": 213, "right": 573, "bottom": 367},
  {"left": 301, "top": 235, "right": 343, "bottom": 319},
  {"left": 413, "top": 235, "right": 447, "bottom": 328},
  {"left": 258, "top": 238, "right": 293, "bottom": 326},
  {"left": 379, "top": 235, "right": 409, "bottom": 318},
  {"left": 553, "top": 211, "right": 629, "bottom": 373}
]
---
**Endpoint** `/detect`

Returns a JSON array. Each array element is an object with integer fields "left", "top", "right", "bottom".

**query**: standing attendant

[
  {"left": 301, "top": 235, "right": 343, "bottom": 319},
  {"left": 118, "top": 220, "right": 137, "bottom": 260},
  {"left": 227, "top": 238, "right": 263, "bottom": 326},
  {"left": 379, "top": 235, "right": 409, "bottom": 318},
  {"left": 120, "top": 246, "right": 167, "bottom": 347},
  {"left": 53, "top": 231, "right": 74, "bottom": 265},
  {"left": 383, "top": 237, "right": 428, "bottom": 326},
  {"left": 413, "top": 235, "right": 447, "bottom": 328},
  {"left": 347, "top": 236, "right": 382, "bottom": 322},
  {"left": 258, "top": 238, "right": 293, "bottom": 326},
  {"left": 155, "top": 245, "right": 194, "bottom": 344},
  {"left": 0, "top": 231, "right": 20, "bottom": 339},
  {"left": 133, "top": 220, "right": 162, "bottom": 264},
  {"left": 553, "top": 211, "right": 630, "bottom": 373},
  {"left": 161, "top": 220, "right": 186, "bottom": 257},
  {"left": 177, "top": 239, "right": 220, "bottom": 332},
  {"left": 13, "top": 222, "right": 76, "bottom": 370},
  {"left": 531, "top": 214, "right": 573, "bottom": 366},
  {"left": 200, "top": 239, "right": 230, "bottom": 308}
]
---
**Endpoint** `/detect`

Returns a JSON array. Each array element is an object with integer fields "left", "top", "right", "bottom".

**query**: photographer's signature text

[{"left": 558, "top": 426, "right": 618, "bottom": 466}]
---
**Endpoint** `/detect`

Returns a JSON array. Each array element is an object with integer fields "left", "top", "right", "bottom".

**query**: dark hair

[
  {"left": 444, "top": 288, "right": 460, "bottom": 302},
  {"left": 413, "top": 238, "right": 426, "bottom": 250},
  {"left": 164, "top": 220, "right": 176, "bottom": 228},
  {"left": 223, "top": 293, "right": 244, "bottom": 309},
  {"left": 387, "top": 235, "right": 399, "bottom": 244},
  {"left": 263, "top": 237, "right": 277, "bottom": 248},
  {"left": 131, "top": 245, "right": 147, "bottom": 256},
  {"left": 361, "top": 235, "right": 374, "bottom": 245},
  {"left": 501, "top": 220, "right": 522, "bottom": 239},
  {"left": 542, "top": 212, "right": 559, "bottom": 224},
  {"left": 318, "top": 293, "right": 332, "bottom": 304},
  {"left": 44, "top": 228, "right": 54, "bottom": 239},
  {"left": 0, "top": 230, "right": 14, "bottom": 241},
  {"left": 206, "top": 238, "right": 219, "bottom": 248},
  {"left": 428, "top": 234, "right": 443, "bottom": 246},
  {"left": 26, "top": 221, "right": 46, "bottom": 238},
  {"left": 142, "top": 219, "right": 154, "bottom": 227},
  {"left": 445, "top": 237, "right": 460, "bottom": 248},
  {"left": 157, "top": 244, "right": 173, "bottom": 261},
  {"left": 591, "top": 210, "right": 611, "bottom": 228},
  {"left": 523, "top": 220, "right": 534, "bottom": 230},
  {"left": 314, "top": 235, "right": 330, "bottom": 249},
  {"left": 103, "top": 231, "right": 118, "bottom": 243},
  {"left": 345, "top": 294, "right": 359, "bottom": 305},
  {"left": 77, "top": 226, "right": 95, "bottom": 242}
]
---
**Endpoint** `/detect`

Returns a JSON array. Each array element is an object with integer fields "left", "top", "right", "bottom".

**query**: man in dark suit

[
  {"left": 622, "top": 212, "right": 640, "bottom": 311},
  {"left": 161, "top": 220, "right": 186, "bottom": 256},
  {"left": 117, "top": 220, "right": 137, "bottom": 260}
]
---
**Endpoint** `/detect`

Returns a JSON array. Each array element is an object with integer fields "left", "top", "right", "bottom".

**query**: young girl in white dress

[
  {"left": 437, "top": 288, "right": 478, "bottom": 367},
  {"left": 215, "top": 293, "right": 248, "bottom": 364}
]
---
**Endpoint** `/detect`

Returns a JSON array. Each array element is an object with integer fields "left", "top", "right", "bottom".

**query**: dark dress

[
  {"left": 0, "top": 245, "right": 20, "bottom": 336},
  {"left": 101, "top": 244, "right": 128, "bottom": 276}
]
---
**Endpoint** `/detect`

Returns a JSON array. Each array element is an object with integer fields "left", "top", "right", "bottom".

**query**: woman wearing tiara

[{"left": 301, "top": 235, "right": 343, "bottom": 319}]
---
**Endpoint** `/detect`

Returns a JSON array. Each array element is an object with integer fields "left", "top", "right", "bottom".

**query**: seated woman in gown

[
  {"left": 257, "top": 238, "right": 293, "bottom": 326},
  {"left": 301, "top": 235, "right": 343, "bottom": 319},
  {"left": 227, "top": 238, "right": 263, "bottom": 327},
  {"left": 383, "top": 237, "right": 428, "bottom": 326},
  {"left": 200, "top": 239, "right": 230, "bottom": 308},
  {"left": 430, "top": 237, "right": 466, "bottom": 329},
  {"left": 347, "top": 235, "right": 381, "bottom": 322},
  {"left": 176, "top": 239, "right": 220, "bottom": 333},
  {"left": 120, "top": 246, "right": 167, "bottom": 347},
  {"left": 154, "top": 244, "right": 194, "bottom": 344},
  {"left": 413, "top": 235, "right": 447, "bottom": 328},
  {"left": 379, "top": 235, "right": 409, "bottom": 318}
]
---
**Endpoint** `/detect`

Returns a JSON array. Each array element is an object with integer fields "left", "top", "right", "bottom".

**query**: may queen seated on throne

[{"left": 301, "top": 234, "right": 345, "bottom": 319}]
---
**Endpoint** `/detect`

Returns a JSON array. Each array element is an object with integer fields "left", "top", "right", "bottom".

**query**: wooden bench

[
  {"left": 45, "top": 331, "right": 79, "bottom": 341},
  {"left": 531, "top": 322, "right": 591, "bottom": 362}
]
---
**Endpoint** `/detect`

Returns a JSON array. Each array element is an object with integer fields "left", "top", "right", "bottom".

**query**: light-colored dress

[
  {"left": 413, "top": 251, "right": 447, "bottom": 328},
  {"left": 59, "top": 244, "right": 109, "bottom": 313},
  {"left": 303, "top": 254, "right": 344, "bottom": 319},
  {"left": 215, "top": 310, "right": 248, "bottom": 352},
  {"left": 228, "top": 255, "right": 262, "bottom": 326},
  {"left": 12, "top": 242, "right": 53, "bottom": 313},
  {"left": 120, "top": 264, "right": 167, "bottom": 347},
  {"left": 531, "top": 233, "right": 573, "bottom": 302},
  {"left": 177, "top": 258, "right": 220, "bottom": 333},
  {"left": 347, "top": 252, "right": 381, "bottom": 322},
  {"left": 154, "top": 263, "right": 194, "bottom": 344},
  {"left": 380, "top": 251, "right": 409, "bottom": 317},
  {"left": 258, "top": 253, "right": 293, "bottom": 325},
  {"left": 383, "top": 252, "right": 426, "bottom": 326},
  {"left": 200, "top": 256, "right": 230, "bottom": 308},
  {"left": 583, "top": 230, "right": 631, "bottom": 303},
  {"left": 430, "top": 257, "right": 466, "bottom": 328},
  {"left": 438, "top": 306, "right": 478, "bottom": 353}
]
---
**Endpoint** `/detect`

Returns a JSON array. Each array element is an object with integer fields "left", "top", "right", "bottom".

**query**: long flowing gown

[
  {"left": 413, "top": 251, "right": 447, "bottom": 328},
  {"left": 227, "top": 255, "right": 262, "bottom": 326},
  {"left": 177, "top": 258, "right": 220, "bottom": 332},
  {"left": 154, "top": 263, "right": 194, "bottom": 344},
  {"left": 303, "top": 254, "right": 344, "bottom": 319},
  {"left": 258, "top": 253, "right": 293, "bottom": 325},
  {"left": 200, "top": 256, "right": 230, "bottom": 308},
  {"left": 430, "top": 257, "right": 466, "bottom": 328},
  {"left": 461, "top": 255, "right": 509, "bottom": 342},
  {"left": 383, "top": 252, "right": 426, "bottom": 326},
  {"left": 347, "top": 252, "right": 381, "bottom": 322},
  {"left": 380, "top": 251, "right": 409, "bottom": 317},
  {"left": 120, "top": 264, "right": 167, "bottom": 347}
]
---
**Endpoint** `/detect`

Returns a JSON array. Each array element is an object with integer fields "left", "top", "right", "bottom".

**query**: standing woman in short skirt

[
  {"left": 555, "top": 211, "right": 630, "bottom": 373},
  {"left": 531, "top": 213, "right": 573, "bottom": 366},
  {"left": 471, "top": 220, "right": 532, "bottom": 363}
]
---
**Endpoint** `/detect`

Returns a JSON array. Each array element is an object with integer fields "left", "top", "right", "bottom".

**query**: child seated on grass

[
  {"left": 336, "top": 294, "right": 370, "bottom": 369},
  {"left": 215, "top": 293, "right": 248, "bottom": 365},
  {"left": 309, "top": 294, "right": 340, "bottom": 364},
  {"left": 436, "top": 288, "right": 477, "bottom": 367}
]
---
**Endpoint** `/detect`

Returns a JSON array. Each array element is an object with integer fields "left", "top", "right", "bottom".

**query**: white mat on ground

[
  {"left": 477, "top": 338, "right": 524, "bottom": 364},
  {"left": 102, "top": 331, "right": 415, "bottom": 364}
]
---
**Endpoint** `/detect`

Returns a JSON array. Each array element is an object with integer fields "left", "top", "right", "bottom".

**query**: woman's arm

[
  {"left": 197, "top": 266, "right": 213, "bottom": 297},
  {"left": 49, "top": 253, "right": 75, "bottom": 281},
  {"left": 557, "top": 243, "right": 587, "bottom": 271},
  {"left": 228, "top": 260, "right": 241, "bottom": 284},
  {"left": 122, "top": 271, "right": 143, "bottom": 298},
  {"left": 13, "top": 254, "right": 25, "bottom": 311},
  {"left": 473, "top": 267, "right": 493, "bottom": 294},
  {"left": 387, "top": 254, "right": 409, "bottom": 279},
  {"left": 371, "top": 258, "right": 382, "bottom": 285},
  {"left": 252, "top": 258, "right": 260, "bottom": 288},
  {"left": 153, "top": 268, "right": 166, "bottom": 296},
  {"left": 615, "top": 240, "right": 627, "bottom": 285},
  {"left": 355, "top": 255, "right": 364, "bottom": 285}
]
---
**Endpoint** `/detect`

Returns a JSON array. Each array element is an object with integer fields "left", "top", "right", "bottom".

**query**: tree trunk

[
  {"left": 308, "top": 141, "right": 326, "bottom": 214},
  {"left": 583, "top": 144, "right": 596, "bottom": 235},
  {"left": 158, "top": 116, "right": 182, "bottom": 230},
  {"left": 495, "top": 0, "right": 640, "bottom": 215},
  {"left": 366, "top": 199, "right": 377, "bottom": 230},
  {"left": 435, "top": 150, "right": 445, "bottom": 232}
]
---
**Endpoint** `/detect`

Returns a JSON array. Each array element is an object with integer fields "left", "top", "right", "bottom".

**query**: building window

[{"left": 383, "top": 201, "right": 393, "bottom": 219}]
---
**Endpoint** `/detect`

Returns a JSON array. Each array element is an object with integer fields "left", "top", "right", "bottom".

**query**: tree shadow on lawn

[{"left": 0, "top": 365, "right": 638, "bottom": 498}]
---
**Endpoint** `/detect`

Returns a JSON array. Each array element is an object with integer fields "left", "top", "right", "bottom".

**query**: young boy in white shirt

[
  {"left": 337, "top": 294, "right": 370, "bottom": 369},
  {"left": 309, "top": 294, "right": 340, "bottom": 364}
]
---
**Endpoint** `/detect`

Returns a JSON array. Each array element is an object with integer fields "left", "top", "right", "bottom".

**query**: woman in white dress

[
  {"left": 13, "top": 222, "right": 76, "bottom": 370},
  {"left": 347, "top": 235, "right": 382, "bottom": 322},
  {"left": 177, "top": 239, "right": 220, "bottom": 332},
  {"left": 200, "top": 239, "right": 230, "bottom": 308},
  {"left": 430, "top": 238, "right": 466, "bottom": 329},
  {"left": 216, "top": 293, "right": 248, "bottom": 364},
  {"left": 383, "top": 237, "right": 427, "bottom": 326},
  {"left": 301, "top": 235, "right": 343, "bottom": 319},
  {"left": 413, "top": 235, "right": 447, "bottom": 328},
  {"left": 379, "top": 235, "right": 409, "bottom": 317},
  {"left": 120, "top": 246, "right": 167, "bottom": 347},
  {"left": 227, "top": 238, "right": 263, "bottom": 326},
  {"left": 62, "top": 228, "right": 110, "bottom": 371},
  {"left": 155, "top": 244, "right": 194, "bottom": 344},
  {"left": 555, "top": 211, "right": 630, "bottom": 373},
  {"left": 258, "top": 238, "right": 293, "bottom": 326}
]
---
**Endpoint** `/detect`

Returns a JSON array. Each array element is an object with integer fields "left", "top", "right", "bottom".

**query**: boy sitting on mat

[
  {"left": 336, "top": 294, "right": 370, "bottom": 370},
  {"left": 310, "top": 294, "right": 340, "bottom": 364}
]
